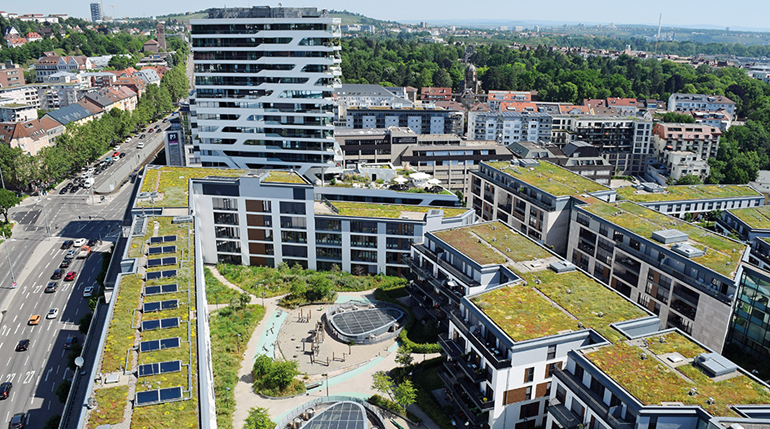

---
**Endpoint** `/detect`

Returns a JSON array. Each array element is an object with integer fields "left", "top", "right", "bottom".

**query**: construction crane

[
  {"left": 654, "top": 13, "right": 662, "bottom": 55},
  {"left": 110, "top": 5, "right": 117, "bottom": 21}
]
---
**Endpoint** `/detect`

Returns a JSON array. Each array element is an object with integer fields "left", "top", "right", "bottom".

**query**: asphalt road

[{"left": 0, "top": 178, "right": 134, "bottom": 427}]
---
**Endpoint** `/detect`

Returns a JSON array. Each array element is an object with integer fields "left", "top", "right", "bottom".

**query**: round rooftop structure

[
  {"left": 327, "top": 302, "right": 406, "bottom": 344},
  {"left": 300, "top": 401, "right": 368, "bottom": 429}
]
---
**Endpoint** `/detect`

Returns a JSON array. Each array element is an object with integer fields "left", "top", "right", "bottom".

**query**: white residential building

[
  {"left": 668, "top": 93, "right": 736, "bottom": 115},
  {"left": 467, "top": 111, "right": 553, "bottom": 144}
]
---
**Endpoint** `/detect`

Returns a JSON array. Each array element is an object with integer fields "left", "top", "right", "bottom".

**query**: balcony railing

[
  {"left": 455, "top": 372, "right": 495, "bottom": 411},
  {"left": 548, "top": 402, "right": 582, "bottom": 429},
  {"left": 449, "top": 311, "right": 511, "bottom": 370},
  {"left": 553, "top": 369, "right": 635, "bottom": 429},
  {"left": 438, "top": 333, "right": 462, "bottom": 359},
  {"left": 437, "top": 368, "right": 490, "bottom": 426}
]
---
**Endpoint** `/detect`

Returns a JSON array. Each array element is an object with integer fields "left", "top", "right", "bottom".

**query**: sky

[{"left": 14, "top": 0, "right": 770, "bottom": 31}]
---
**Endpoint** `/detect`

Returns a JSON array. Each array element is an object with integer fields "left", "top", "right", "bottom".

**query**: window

[
  {"left": 525, "top": 386, "right": 532, "bottom": 400},
  {"left": 216, "top": 240, "right": 241, "bottom": 253},
  {"left": 280, "top": 216, "right": 307, "bottom": 229},
  {"left": 351, "top": 235, "right": 377, "bottom": 248},
  {"left": 282, "top": 245, "right": 307, "bottom": 258},
  {"left": 386, "top": 223, "right": 415, "bottom": 236},
  {"left": 214, "top": 212, "right": 238, "bottom": 225},
  {"left": 280, "top": 201, "right": 306, "bottom": 214},
  {"left": 212, "top": 197, "right": 237, "bottom": 211},
  {"left": 351, "top": 249, "right": 377, "bottom": 263},
  {"left": 524, "top": 367, "right": 534, "bottom": 383},
  {"left": 547, "top": 345, "right": 556, "bottom": 360},
  {"left": 316, "top": 247, "right": 342, "bottom": 260},
  {"left": 546, "top": 362, "right": 561, "bottom": 377},
  {"left": 574, "top": 364, "right": 585, "bottom": 382},
  {"left": 281, "top": 231, "right": 307, "bottom": 243},
  {"left": 316, "top": 219, "right": 341, "bottom": 231},
  {"left": 316, "top": 233, "right": 341, "bottom": 245},
  {"left": 246, "top": 199, "right": 271, "bottom": 213},
  {"left": 351, "top": 220, "right": 377, "bottom": 234},
  {"left": 215, "top": 226, "right": 240, "bottom": 239}
]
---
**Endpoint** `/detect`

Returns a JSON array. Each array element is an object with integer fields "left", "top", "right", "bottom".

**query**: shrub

[{"left": 368, "top": 394, "right": 405, "bottom": 415}]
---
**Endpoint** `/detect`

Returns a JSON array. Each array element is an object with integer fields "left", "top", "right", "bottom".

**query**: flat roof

[
  {"left": 583, "top": 331, "right": 770, "bottom": 417},
  {"left": 473, "top": 268, "right": 648, "bottom": 343},
  {"left": 320, "top": 201, "right": 469, "bottom": 220},
  {"left": 432, "top": 221, "right": 553, "bottom": 266},
  {"left": 261, "top": 170, "right": 307, "bottom": 184},
  {"left": 483, "top": 161, "right": 609, "bottom": 197},
  {"left": 580, "top": 199, "right": 745, "bottom": 277},
  {"left": 728, "top": 205, "right": 770, "bottom": 230},
  {"left": 617, "top": 185, "right": 761, "bottom": 203},
  {"left": 137, "top": 166, "right": 245, "bottom": 208}
]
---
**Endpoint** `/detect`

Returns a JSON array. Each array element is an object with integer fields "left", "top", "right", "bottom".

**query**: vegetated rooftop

[
  {"left": 432, "top": 221, "right": 552, "bottom": 266},
  {"left": 728, "top": 205, "right": 770, "bottom": 230},
  {"left": 262, "top": 170, "right": 307, "bottom": 184},
  {"left": 138, "top": 166, "right": 245, "bottom": 208},
  {"left": 473, "top": 268, "right": 648, "bottom": 343},
  {"left": 616, "top": 185, "right": 761, "bottom": 203},
  {"left": 325, "top": 201, "right": 469, "bottom": 219},
  {"left": 484, "top": 160, "right": 609, "bottom": 196},
  {"left": 584, "top": 331, "right": 770, "bottom": 417},
  {"left": 580, "top": 199, "right": 745, "bottom": 277}
]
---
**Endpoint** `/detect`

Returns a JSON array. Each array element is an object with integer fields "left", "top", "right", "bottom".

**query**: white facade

[
  {"left": 467, "top": 111, "right": 553, "bottom": 144},
  {"left": 668, "top": 93, "right": 736, "bottom": 115},
  {"left": 190, "top": 7, "right": 343, "bottom": 182}
]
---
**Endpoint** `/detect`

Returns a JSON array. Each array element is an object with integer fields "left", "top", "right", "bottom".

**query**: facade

[
  {"left": 487, "top": 90, "right": 533, "bottom": 110},
  {"left": 33, "top": 54, "right": 93, "bottom": 82},
  {"left": 421, "top": 87, "right": 453, "bottom": 102},
  {"left": 90, "top": 2, "right": 103, "bottom": 22},
  {"left": 727, "top": 264, "right": 770, "bottom": 360},
  {"left": 156, "top": 22, "right": 166, "bottom": 51},
  {"left": 0, "top": 117, "right": 64, "bottom": 155},
  {"left": 567, "top": 198, "right": 747, "bottom": 352},
  {"left": 191, "top": 6, "right": 343, "bottom": 181},
  {"left": 668, "top": 93, "right": 736, "bottom": 115},
  {"left": 334, "top": 84, "right": 412, "bottom": 113},
  {"left": 651, "top": 123, "right": 721, "bottom": 181},
  {"left": 0, "top": 63, "right": 24, "bottom": 87},
  {"left": 468, "top": 111, "right": 553, "bottom": 145},
  {"left": 507, "top": 141, "right": 613, "bottom": 186},
  {"left": 551, "top": 115, "right": 653, "bottom": 175},
  {"left": 345, "top": 107, "right": 463, "bottom": 135},
  {"left": 617, "top": 183, "right": 763, "bottom": 220},
  {"left": 468, "top": 160, "right": 615, "bottom": 255},
  {"left": 36, "top": 83, "right": 85, "bottom": 110},
  {"left": 687, "top": 109, "right": 733, "bottom": 131},
  {"left": 0, "top": 100, "right": 37, "bottom": 122},
  {"left": 0, "top": 86, "right": 40, "bottom": 108}
]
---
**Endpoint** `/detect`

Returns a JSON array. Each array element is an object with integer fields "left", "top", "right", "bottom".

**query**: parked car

[
  {"left": 51, "top": 269, "right": 63, "bottom": 280},
  {"left": 28, "top": 315, "right": 40, "bottom": 325},
  {"left": 83, "top": 286, "right": 94, "bottom": 297},
  {"left": 69, "top": 186, "right": 79, "bottom": 193},
  {"left": 114, "top": 145, "right": 121, "bottom": 151},
  {"left": 0, "top": 382, "right": 12, "bottom": 399},
  {"left": 59, "top": 187, "right": 68, "bottom": 195},
  {"left": 59, "top": 260, "right": 70, "bottom": 269},
  {"left": 64, "top": 271, "right": 77, "bottom": 281},
  {"left": 15, "top": 340, "right": 29, "bottom": 352},
  {"left": 73, "top": 238, "right": 87, "bottom": 247},
  {"left": 44, "top": 282, "right": 57, "bottom": 293},
  {"left": 60, "top": 240, "right": 73, "bottom": 250},
  {"left": 46, "top": 308, "right": 58, "bottom": 319},
  {"left": 9, "top": 412, "right": 24, "bottom": 428},
  {"left": 64, "top": 336, "right": 78, "bottom": 350},
  {"left": 112, "top": 151, "right": 120, "bottom": 158}
]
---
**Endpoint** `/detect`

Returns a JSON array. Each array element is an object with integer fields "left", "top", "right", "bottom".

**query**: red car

[
  {"left": 112, "top": 151, "right": 120, "bottom": 158},
  {"left": 64, "top": 271, "right": 77, "bottom": 281}
]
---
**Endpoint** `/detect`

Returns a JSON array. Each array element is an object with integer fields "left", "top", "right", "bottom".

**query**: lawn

[
  {"left": 330, "top": 201, "right": 468, "bottom": 219},
  {"left": 204, "top": 267, "right": 241, "bottom": 305},
  {"left": 101, "top": 275, "right": 143, "bottom": 373},
  {"left": 484, "top": 160, "right": 608, "bottom": 196},
  {"left": 262, "top": 171, "right": 307, "bottom": 184},
  {"left": 138, "top": 166, "right": 244, "bottom": 208},
  {"left": 432, "top": 228, "right": 506, "bottom": 266},
  {"left": 87, "top": 386, "right": 129, "bottom": 428},
  {"left": 617, "top": 185, "right": 760, "bottom": 203},
  {"left": 470, "top": 221, "right": 551, "bottom": 262},
  {"left": 210, "top": 304, "right": 266, "bottom": 429},
  {"left": 646, "top": 332, "right": 706, "bottom": 359}
]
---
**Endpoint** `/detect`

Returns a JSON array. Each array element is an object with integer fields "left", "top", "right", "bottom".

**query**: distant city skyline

[{"left": 10, "top": 0, "right": 770, "bottom": 32}]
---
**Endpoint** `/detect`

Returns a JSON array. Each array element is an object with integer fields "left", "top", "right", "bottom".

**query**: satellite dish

[{"left": 75, "top": 357, "right": 85, "bottom": 368}]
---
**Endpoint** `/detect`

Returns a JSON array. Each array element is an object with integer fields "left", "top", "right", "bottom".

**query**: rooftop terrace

[
  {"left": 728, "top": 205, "right": 770, "bottom": 230},
  {"left": 617, "top": 185, "right": 761, "bottom": 203},
  {"left": 262, "top": 170, "right": 307, "bottom": 185},
  {"left": 472, "top": 268, "right": 648, "bottom": 343},
  {"left": 580, "top": 199, "right": 746, "bottom": 277},
  {"left": 432, "top": 221, "right": 553, "bottom": 266},
  {"left": 318, "top": 201, "right": 469, "bottom": 219},
  {"left": 584, "top": 331, "right": 770, "bottom": 417},
  {"left": 483, "top": 161, "right": 609, "bottom": 196},
  {"left": 138, "top": 166, "right": 245, "bottom": 208}
]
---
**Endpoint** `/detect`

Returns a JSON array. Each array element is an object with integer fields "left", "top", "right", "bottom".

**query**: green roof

[
  {"left": 432, "top": 221, "right": 551, "bottom": 266},
  {"left": 580, "top": 199, "right": 745, "bottom": 277},
  {"left": 585, "top": 331, "right": 770, "bottom": 417},
  {"left": 473, "top": 268, "right": 648, "bottom": 343},
  {"left": 262, "top": 171, "right": 307, "bottom": 184},
  {"left": 484, "top": 161, "right": 609, "bottom": 197},
  {"left": 729, "top": 205, "right": 770, "bottom": 230},
  {"left": 328, "top": 201, "right": 469, "bottom": 219},
  {"left": 617, "top": 185, "right": 761, "bottom": 203},
  {"left": 137, "top": 166, "right": 245, "bottom": 208}
]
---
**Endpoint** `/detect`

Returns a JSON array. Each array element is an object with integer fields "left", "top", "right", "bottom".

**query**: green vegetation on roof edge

[
  {"left": 617, "top": 185, "right": 760, "bottom": 203},
  {"left": 483, "top": 161, "right": 608, "bottom": 196}
]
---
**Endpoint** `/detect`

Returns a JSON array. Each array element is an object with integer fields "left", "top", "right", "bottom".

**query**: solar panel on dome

[
  {"left": 159, "top": 337, "right": 180, "bottom": 349},
  {"left": 136, "top": 390, "right": 159, "bottom": 405},
  {"left": 146, "top": 272, "right": 161, "bottom": 280},
  {"left": 162, "top": 257, "right": 177, "bottom": 266}
]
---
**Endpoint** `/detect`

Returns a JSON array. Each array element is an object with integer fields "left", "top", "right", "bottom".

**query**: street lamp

[
  {"left": 225, "top": 387, "right": 230, "bottom": 408},
  {"left": 322, "top": 373, "right": 329, "bottom": 397},
  {"left": 235, "top": 333, "right": 242, "bottom": 354}
]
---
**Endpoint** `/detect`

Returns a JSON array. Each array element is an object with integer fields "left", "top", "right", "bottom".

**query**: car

[
  {"left": 88, "top": 238, "right": 97, "bottom": 247},
  {"left": 114, "top": 144, "right": 121, "bottom": 151},
  {"left": 9, "top": 412, "right": 23, "bottom": 429},
  {"left": 69, "top": 186, "right": 79, "bottom": 193},
  {"left": 28, "top": 315, "right": 40, "bottom": 325},
  {"left": 119, "top": 152, "right": 126, "bottom": 158},
  {"left": 44, "top": 282, "right": 57, "bottom": 293},
  {"left": 65, "top": 249, "right": 76, "bottom": 259},
  {"left": 148, "top": 128, "right": 154, "bottom": 133},
  {"left": 137, "top": 142, "right": 144, "bottom": 149},
  {"left": 112, "top": 152, "right": 120, "bottom": 158},
  {"left": 64, "top": 271, "right": 77, "bottom": 281},
  {"left": 51, "top": 269, "right": 63, "bottom": 280},
  {"left": 59, "top": 187, "right": 68, "bottom": 194},
  {"left": 0, "top": 382, "right": 12, "bottom": 399},
  {"left": 64, "top": 336, "right": 78, "bottom": 350},
  {"left": 73, "top": 238, "right": 87, "bottom": 247},
  {"left": 46, "top": 308, "right": 58, "bottom": 319},
  {"left": 83, "top": 286, "right": 94, "bottom": 297},
  {"left": 60, "top": 240, "right": 73, "bottom": 250},
  {"left": 140, "top": 134, "right": 146, "bottom": 139},
  {"left": 15, "top": 340, "right": 29, "bottom": 352},
  {"left": 163, "top": 118, "right": 168, "bottom": 123},
  {"left": 59, "top": 260, "right": 70, "bottom": 269},
  {"left": 125, "top": 137, "right": 131, "bottom": 142}
]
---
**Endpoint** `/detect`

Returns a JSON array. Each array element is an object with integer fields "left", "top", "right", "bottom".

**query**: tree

[
  {"left": 372, "top": 371, "right": 394, "bottom": 399},
  {"left": 238, "top": 291, "right": 250, "bottom": 309},
  {"left": 78, "top": 312, "right": 93, "bottom": 335},
  {"left": 265, "top": 359, "right": 299, "bottom": 390},
  {"left": 244, "top": 407, "right": 273, "bottom": 429},
  {"left": 55, "top": 380, "right": 71, "bottom": 403},
  {"left": 307, "top": 274, "right": 332, "bottom": 301},
  {"left": 0, "top": 189, "right": 21, "bottom": 224},
  {"left": 393, "top": 379, "right": 417, "bottom": 410},
  {"left": 433, "top": 68, "right": 452, "bottom": 88},
  {"left": 42, "top": 415, "right": 61, "bottom": 429},
  {"left": 662, "top": 112, "right": 695, "bottom": 123},
  {"left": 675, "top": 174, "right": 702, "bottom": 185},
  {"left": 395, "top": 345, "right": 414, "bottom": 368},
  {"left": 252, "top": 354, "right": 272, "bottom": 379}
]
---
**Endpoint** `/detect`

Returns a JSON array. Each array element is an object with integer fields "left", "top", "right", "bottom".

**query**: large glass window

[
  {"left": 351, "top": 221, "right": 377, "bottom": 234},
  {"left": 214, "top": 212, "right": 239, "bottom": 225},
  {"left": 215, "top": 226, "right": 240, "bottom": 239},
  {"left": 316, "top": 233, "right": 341, "bottom": 245},
  {"left": 386, "top": 223, "right": 415, "bottom": 236},
  {"left": 352, "top": 250, "right": 378, "bottom": 263},
  {"left": 279, "top": 202, "right": 306, "bottom": 215},
  {"left": 316, "top": 247, "right": 342, "bottom": 260},
  {"left": 280, "top": 216, "right": 307, "bottom": 229},
  {"left": 212, "top": 197, "right": 238, "bottom": 211},
  {"left": 350, "top": 235, "right": 377, "bottom": 248},
  {"left": 316, "top": 219, "right": 341, "bottom": 231},
  {"left": 216, "top": 240, "right": 241, "bottom": 253},
  {"left": 281, "top": 231, "right": 307, "bottom": 243}
]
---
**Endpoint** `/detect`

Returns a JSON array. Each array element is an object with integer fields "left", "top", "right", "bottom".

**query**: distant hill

[
  {"left": 155, "top": 11, "right": 207, "bottom": 21},
  {"left": 328, "top": 10, "right": 394, "bottom": 28}
]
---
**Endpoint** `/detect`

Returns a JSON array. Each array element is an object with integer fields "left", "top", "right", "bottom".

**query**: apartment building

[
  {"left": 190, "top": 6, "right": 343, "bottom": 181},
  {"left": 551, "top": 115, "right": 653, "bottom": 175},
  {"left": 90, "top": 2, "right": 103, "bottom": 22},
  {"left": 411, "top": 220, "right": 657, "bottom": 429},
  {"left": 33, "top": 53, "right": 93, "bottom": 82},
  {"left": 687, "top": 109, "right": 733, "bottom": 131},
  {"left": 726, "top": 263, "right": 770, "bottom": 360},
  {"left": 616, "top": 183, "right": 763, "bottom": 219},
  {"left": 468, "top": 111, "right": 553, "bottom": 145},
  {"left": 487, "top": 90, "right": 533, "bottom": 111},
  {"left": 651, "top": 123, "right": 721, "bottom": 181},
  {"left": 0, "top": 85, "right": 40, "bottom": 108},
  {"left": 345, "top": 107, "right": 464, "bottom": 135},
  {"left": 0, "top": 62, "right": 24, "bottom": 87},
  {"left": 508, "top": 141, "right": 613, "bottom": 186},
  {"left": 0, "top": 117, "right": 64, "bottom": 155},
  {"left": 0, "top": 101, "right": 36, "bottom": 122},
  {"left": 566, "top": 197, "right": 748, "bottom": 352},
  {"left": 668, "top": 93, "right": 736, "bottom": 115},
  {"left": 468, "top": 160, "right": 615, "bottom": 255},
  {"left": 334, "top": 84, "right": 412, "bottom": 109},
  {"left": 421, "top": 87, "right": 452, "bottom": 102},
  {"left": 336, "top": 127, "right": 514, "bottom": 191}
]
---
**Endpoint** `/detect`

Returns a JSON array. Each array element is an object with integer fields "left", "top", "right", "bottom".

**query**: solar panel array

[
  {"left": 138, "top": 360, "right": 182, "bottom": 377},
  {"left": 330, "top": 308, "right": 401, "bottom": 336},
  {"left": 135, "top": 386, "right": 183, "bottom": 406},
  {"left": 141, "top": 317, "right": 180, "bottom": 331},
  {"left": 303, "top": 402, "right": 367, "bottom": 429},
  {"left": 143, "top": 300, "right": 179, "bottom": 313},
  {"left": 147, "top": 257, "right": 177, "bottom": 268},
  {"left": 143, "top": 284, "right": 178, "bottom": 296},
  {"left": 146, "top": 270, "right": 177, "bottom": 280},
  {"left": 148, "top": 246, "right": 176, "bottom": 255},
  {"left": 139, "top": 337, "right": 181, "bottom": 352},
  {"left": 149, "top": 235, "right": 177, "bottom": 244}
]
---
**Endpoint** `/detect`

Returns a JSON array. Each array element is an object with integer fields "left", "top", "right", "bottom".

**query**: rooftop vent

[
  {"left": 171, "top": 216, "right": 193, "bottom": 224},
  {"left": 652, "top": 229, "right": 689, "bottom": 244},
  {"left": 518, "top": 159, "right": 540, "bottom": 168},
  {"left": 671, "top": 243, "right": 705, "bottom": 258},
  {"left": 550, "top": 261, "right": 577, "bottom": 273},
  {"left": 695, "top": 353, "right": 738, "bottom": 377}
]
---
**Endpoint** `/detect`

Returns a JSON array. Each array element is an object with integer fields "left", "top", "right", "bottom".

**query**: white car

[
  {"left": 46, "top": 308, "right": 59, "bottom": 319},
  {"left": 114, "top": 145, "right": 121, "bottom": 151},
  {"left": 73, "top": 238, "right": 87, "bottom": 247},
  {"left": 83, "top": 286, "right": 94, "bottom": 297}
]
